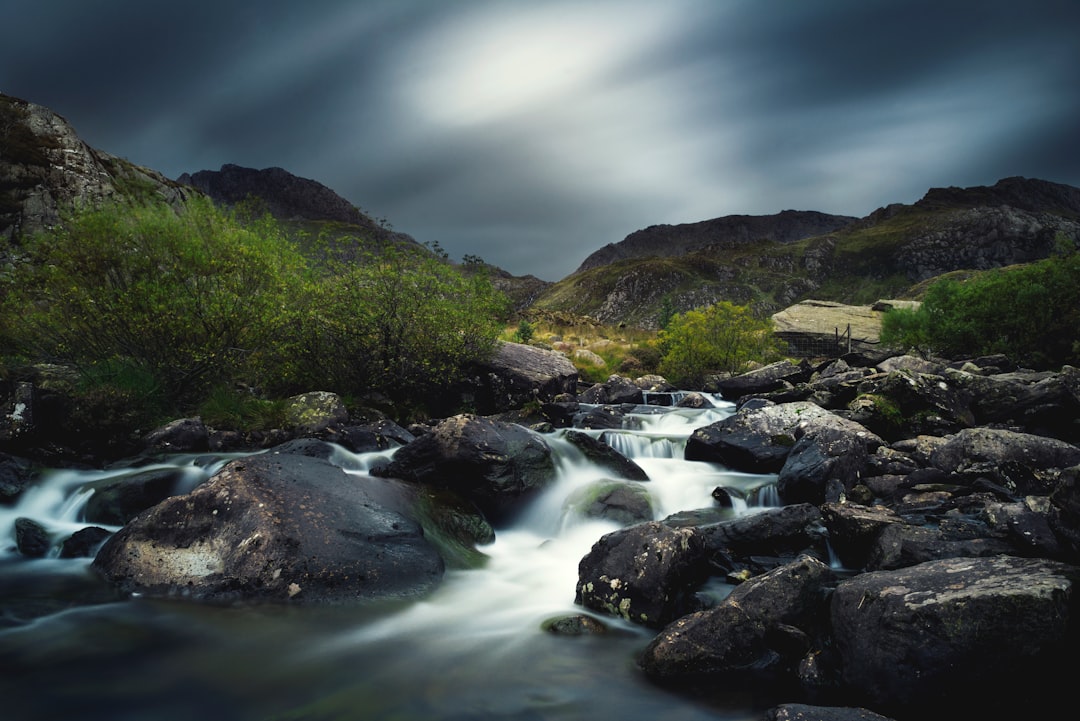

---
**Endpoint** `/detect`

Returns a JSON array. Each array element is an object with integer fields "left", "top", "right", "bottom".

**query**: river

[{"left": 0, "top": 396, "right": 787, "bottom": 720}]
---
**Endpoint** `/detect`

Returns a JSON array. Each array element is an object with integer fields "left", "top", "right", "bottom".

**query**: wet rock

[
  {"left": 563, "top": 479, "right": 653, "bottom": 526},
  {"left": 370, "top": 414, "right": 556, "bottom": 523},
  {"left": 639, "top": 555, "right": 836, "bottom": 682},
  {"left": 59, "top": 526, "right": 112, "bottom": 558},
  {"left": 685, "top": 401, "right": 832, "bottom": 473},
  {"left": 777, "top": 416, "right": 884, "bottom": 505},
  {"left": 93, "top": 453, "right": 445, "bottom": 604},
  {"left": 141, "top": 417, "right": 209, "bottom": 455},
  {"left": 14, "top": 517, "right": 50, "bottom": 557},
  {"left": 829, "top": 555, "right": 1080, "bottom": 714},
  {"left": 562, "top": 430, "right": 649, "bottom": 481},
  {"left": 83, "top": 467, "right": 191, "bottom": 526},
  {"left": 576, "top": 520, "right": 706, "bottom": 628},
  {"left": 716, "top": 359, "right": 812, "bottom": 401}
]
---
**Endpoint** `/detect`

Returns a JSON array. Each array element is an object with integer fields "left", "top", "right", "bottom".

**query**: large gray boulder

[
  {"left": 461, "top": 341, "right": 579, "bottom": 414},
  {"left": 777, "top": 415, "right": 885, "bottom": 505},
  {"left": 92, "top": 453, "right": 445, "bottom": 604},
  {"left": 370, "top": 414, "right": 557, "bottom": 522},
  {"left": 685, "top": 401, "right": 833, "bottom": 473},
  {"left": 829, "top": 555, "right": 1080, "bottom": 713},
  {"left": 929, "top": 427, "right": 1080, "bottom": 494},
  {"left": 716, "top": 359, "right": 812, "bottom": 401}
]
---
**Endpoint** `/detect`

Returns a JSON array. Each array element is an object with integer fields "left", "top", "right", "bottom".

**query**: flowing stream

[{"left": 0, "top": 395, "right": 785, "bottom": 721}]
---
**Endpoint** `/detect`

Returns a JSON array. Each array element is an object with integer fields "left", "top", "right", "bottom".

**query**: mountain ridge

[{"left": 4, "top": 91, "right": 1078, "bottom": 330}]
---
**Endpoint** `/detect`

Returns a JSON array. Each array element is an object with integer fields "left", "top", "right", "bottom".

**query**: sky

[{"left": 3, "top": 0, "right": 1079, "bottom": 281}]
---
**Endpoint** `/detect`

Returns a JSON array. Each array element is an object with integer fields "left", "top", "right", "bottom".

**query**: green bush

[
  {"left": 1, "top": 198, "right": 305, "bottom": 406},
  {"left": 881, "top": 252, "right": 1080, "bottom": 369},
  {"left": 257, "top": 239, "right": 511, "bottom": 413},
  {"left": 658, "top": 301, "right": 781, "bottom": 387}
]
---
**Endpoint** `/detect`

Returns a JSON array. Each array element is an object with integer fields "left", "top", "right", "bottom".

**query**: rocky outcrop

[
  {"left": 771, "top": 300, "right": 915, "bottom": 358},
  {"left": 1, "top": 93, "right": 194, "bottom": 242}
]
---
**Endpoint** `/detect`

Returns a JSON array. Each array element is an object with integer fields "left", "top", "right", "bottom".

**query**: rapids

[{"left": 0, "top": 395, "right": 785, "bottom": 720}]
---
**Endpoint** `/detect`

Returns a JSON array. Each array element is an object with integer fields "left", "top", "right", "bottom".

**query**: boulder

[
  {"left": 928, "top": 427, "right": 1080, "bottom": 490},
  {"left": 92, "top": 453, "right": 445, "bottom": 604},
  {"left": 141, "top": 417, "right": 209, "bottom": 454},
  {"left": 578, "top": 374, "right": 644, "bottom": 405},
  {"left": 575, "top": 520, "right": 706, "bottom": 628},
  {"left": 0, "top": 452, "right": 36, "bottom": 502},
  {"left": 829, "top": 555, "right": 1080, "bottom": 714},
  {"left": 83, "top": 467, "right": 193, "bottom": 526},
  {"left": 283, "top": 391, "right": 349, "bottom": 435},
  {"left": 777, "top": 416, "right": 885, "bottom": 505},
  {"left": 692, "top": 503, "right": 828, "bottom": 576},
  {"left": 685, "top": 401, "right": 833, "bottom": 473},
  {"left": 639, "top": 555, "right": 836, "bottom": 682},
  {"left": 370, "top": 414, "right": 557, "bottom": 523},
  {"left": 716, "top": 359, "right": 812, "bottom": 401},
  {"left": 563, "top": 479, "right": 654, "bottom": 526},
  {"left": 562, "top": 430, "right": 649, "bottom": 481},
  {"left": 461, "top": 340, "right": 579, "bottom": 414}
]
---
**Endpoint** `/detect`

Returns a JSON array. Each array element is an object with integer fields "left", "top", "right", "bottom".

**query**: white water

[{"left": 0, "top": 394, "right": 784, "bottom": 721}]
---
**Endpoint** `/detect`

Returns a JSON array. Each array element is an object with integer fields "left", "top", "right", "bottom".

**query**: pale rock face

[{"left": 1, "top": 93, "right": 192, "bottom": 241}]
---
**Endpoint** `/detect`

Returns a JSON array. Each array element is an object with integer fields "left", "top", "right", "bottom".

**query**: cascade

[{"left": 0, "top": 395, "right": 786, "bottom": 721}]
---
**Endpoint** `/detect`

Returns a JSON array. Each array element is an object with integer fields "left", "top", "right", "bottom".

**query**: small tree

[{"left": 658, "top": 301, "right": 780, "bottom": 387}]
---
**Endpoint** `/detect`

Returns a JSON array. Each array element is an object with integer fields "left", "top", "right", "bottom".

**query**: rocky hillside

[
  {"left": 178, "top": 163, "right": 552, "bottom": 311},
  {"left": 177, "top": 163, "right": 417, "bottom": 249},
  {"left": 574, "top": 209, "right": 857, "bottom": 273},
  {"left": 0, "top": 93, "right": 194, "bottom": 242},
  {"left": 533, "top": 177, "right": 1080, "bottom": 328}
]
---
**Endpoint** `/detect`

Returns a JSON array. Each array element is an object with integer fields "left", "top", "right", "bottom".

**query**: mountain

[
  {"left": 177, "top": 163, "right": 416, "bottom": 249},
  {"left": 531, "top": 177, "right": 1080, "bottom": 328},
  {"left": 574, "top": 209, "right": 858, "bottom": 274},
  {"left": 1, "top": 93, "right": 195, "bottom": 242},
  {"left": 175, "top": 163, "right": 552, "bottom": 310},
  {"left": 5, "top": 92, "right": 1077, "bottom": 329}
]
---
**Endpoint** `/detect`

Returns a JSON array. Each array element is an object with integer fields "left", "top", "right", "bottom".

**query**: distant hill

[
  {"left": 177, "top": 163, "right": 417, "bottom": 249},
  {"left": 574, "top": 209, "right": 857, "bottom": 274},
  {"left": 532, "top": 177, "right": 1080, "bottom": 328}
]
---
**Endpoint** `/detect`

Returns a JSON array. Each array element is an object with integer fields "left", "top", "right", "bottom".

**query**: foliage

[
  {"left": 257, "top": 238, "right": 511, "bottom": 413},
  {"left": 1, "top": 198, "right": 512, "bottom": 429},
  {"left": 197, "top": 384, "right": 288, "bottom": 431},
  {"left": 1, "top": 198, "right": 304, "bottom": 406},
  {"left": 880, "top": 252, "right": 1080, "bottom": 369},
  {"left": 657, "top": 301, "right": 781, "bottom": 386},
  {"left": 513, "top": 319, "right": 536, "bottom": 344}
]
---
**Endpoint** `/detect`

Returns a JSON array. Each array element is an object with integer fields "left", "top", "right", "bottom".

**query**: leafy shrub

[
  {"left": 257, "top": 239, "right": 510, "bottom": 413},
  {"left": 1, "top": 198, "right": 305, "bottom": 405},
  {"left": 881, "top": 252, "right": 1080, "bottom": 369},
  {"left": 658, "top": 301, "right": 781, "bottom": 387}
]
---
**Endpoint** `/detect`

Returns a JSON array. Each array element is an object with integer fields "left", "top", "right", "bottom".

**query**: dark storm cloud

[{"left": 3, "top": 0, "right": 1079, "bottom": 280}]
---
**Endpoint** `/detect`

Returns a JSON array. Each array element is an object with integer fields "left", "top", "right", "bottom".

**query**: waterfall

[{"left": 0, "top": 396, "right": 786, "bottom": 721}]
